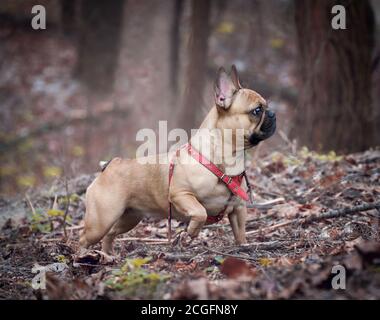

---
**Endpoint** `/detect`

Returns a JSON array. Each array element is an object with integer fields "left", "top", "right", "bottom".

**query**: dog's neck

[{"left": 189, "top": 106, "right": 246, "bottom": 176}]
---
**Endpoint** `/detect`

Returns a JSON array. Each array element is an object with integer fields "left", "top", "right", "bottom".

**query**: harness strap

[
  {"left": 168, "top": 148, "right": 181, "bottom": 242},
  {"left": 243, "top": 171, "right": 254, "bottom": 204},
  {"left": 167, "top": 143, "right": 251, "bottom": 241},
  {"left": 185, "top": 143, "right": 249, "bottom": 201}
]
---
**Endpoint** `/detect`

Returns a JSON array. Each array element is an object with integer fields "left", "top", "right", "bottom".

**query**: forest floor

[{"left": 1, "top": 147, "right": 380, "bottom": 300}]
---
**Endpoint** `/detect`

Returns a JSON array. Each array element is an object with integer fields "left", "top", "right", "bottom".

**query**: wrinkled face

[{"left": 214, "top": 66, "right": 276, "bottom": 149}]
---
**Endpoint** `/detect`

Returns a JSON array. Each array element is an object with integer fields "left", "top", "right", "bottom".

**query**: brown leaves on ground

[
  {"left": 174, "top": 260, "right": 197, "bottom": 273},
  {"left": 220, "top": 257, "right": 256, "bottom": 279},
  {"left": 173, "top": 277, "right": 254, "bottom": 300},
  {"left": 354, "top": 241, "right": 380, "bottom": 268},
  {"left": 0, "top": 149, "right": 379, "bottom": 299}
]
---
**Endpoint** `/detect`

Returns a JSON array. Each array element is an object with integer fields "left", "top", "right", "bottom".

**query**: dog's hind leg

[
  {"left": 79, "top": 181, "right": 127, "bottom": 250},
  {"left": 102, "top": 210, "right": 142, "bottom": 255}
]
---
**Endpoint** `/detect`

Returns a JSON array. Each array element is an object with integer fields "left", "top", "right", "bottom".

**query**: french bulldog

[{"left": 79, "top": 65, "right": 276, "bottom": 258}]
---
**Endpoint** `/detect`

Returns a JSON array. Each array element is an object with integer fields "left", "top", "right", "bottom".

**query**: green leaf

[
  {"left": 43, "top": 166, "right": 62, "bottom": 178},
  {"left": 47, "top": 209, "right": 65, "bottom": 217},
  {"left": 214, "top": 255, "right": 225, "bottom": 265}
]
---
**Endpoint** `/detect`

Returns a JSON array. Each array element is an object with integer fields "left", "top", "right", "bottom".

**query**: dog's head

[{"left": 214, "top": 65, "right": 276, "bottom": 148}]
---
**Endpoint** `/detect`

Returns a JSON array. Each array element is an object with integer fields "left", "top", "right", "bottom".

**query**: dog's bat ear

[
  {"left": 230, "top": 65, "right": 242, "bottom": 89},
  {"left": 214, "top": 67, "right": 237, "bottom": 109}
]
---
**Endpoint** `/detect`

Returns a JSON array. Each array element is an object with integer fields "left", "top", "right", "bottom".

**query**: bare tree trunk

[
  {"left": 75, "top": 0, "right": 125, "bottom": 93},
  {"left": 170, "top": 0, "right": 184, "bottom": 97},
  {"left": 60, "top": 0, "right": 77, "bottom": 36},
  {"left": 293, "top": 0, "right": 375, "bottom": 153},
  {"left": 178, "top": 0, "right": 211, "bottom": 135},
  {"left": 113, "top": 0, "right": 173, "bottom": 153}
]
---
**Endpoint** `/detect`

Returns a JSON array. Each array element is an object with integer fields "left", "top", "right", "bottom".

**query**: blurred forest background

[{"left": 0, "top": 0, "right": 379, "bottom": 196}]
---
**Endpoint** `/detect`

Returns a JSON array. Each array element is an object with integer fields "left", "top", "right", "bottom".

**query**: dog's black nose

[{"left": 266, "top": 110, "right": 275, "bottom": 119}]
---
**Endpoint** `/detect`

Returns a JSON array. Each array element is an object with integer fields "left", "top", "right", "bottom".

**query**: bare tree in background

[
  {"left": 75, "top": 0, "right": 125, "bottom": 93},
  {"left": 60, "top": 0, "right": 77, "bottom": 36},
  {"left": 178, "top": 0, "right": 211, "bottom": 135},
  {"left": 293, "top": 0, "right": 376, "bottom": 153},
  {"left": 170, "top": 0, "right": 184, "bottom": 97}
]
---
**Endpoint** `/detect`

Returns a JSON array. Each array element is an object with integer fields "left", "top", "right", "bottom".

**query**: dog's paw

[
  {"left": 172, "top": 231, "right": 193, "bottom": 249},
  {"left": 74, "top": 249, "right": 117, "bottom": 266},
  {"left": 94, "top": 250, "right": 117, "bottom": 264}
]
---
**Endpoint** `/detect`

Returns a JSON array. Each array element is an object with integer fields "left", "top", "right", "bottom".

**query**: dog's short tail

[{"left": 99, "top": 160, "right": 111, "bottom": 172}]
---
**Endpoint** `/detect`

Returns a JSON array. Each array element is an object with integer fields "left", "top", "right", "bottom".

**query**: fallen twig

[
  {"left": 205, "top": 211, "right": 279, "bottom": 230},
  {"left": 73, "top": 262, "right": 103, "bottom": 268},
  {"left": 278, "top": 129, "right": 297, "bottom": 154},
  {"left": 25, "top": 193, "right": 36, "bottom": 215},
  {"left": 304, "top": 201, "right": 380, "bottom": 223},
  {"left": 66, "top": 225, "right": 84, "bottom": 231},
  {"left": 116, "top": 237, "right": 169, "bottom": 244},
  {"left": 226, "top": 241, "right": 283, "bottom": 252},
  {"left": 246, "top": 220, "right": 293, "bottom": 236},
  {"left": 247, "top": 201, "right": 380, "bottom": 236},
  {"left": 40, "top": 238, "right": 62, "bottom": 242},
  {"left": 161, "top": 253, "right": 199, "bottom": 261},
  {"left": 62, "top": 178, "right": 70, "bottom": 240},
  {"left": 247, "top": 197, "right": 285, "bottom": 209},
  {"left": 202, "top": 245, "right": 256, "bottom": 261}
]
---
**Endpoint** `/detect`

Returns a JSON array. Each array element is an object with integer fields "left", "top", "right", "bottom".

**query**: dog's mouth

[{"left": 248, "top": 110, "right": 276, "bottom": 146}]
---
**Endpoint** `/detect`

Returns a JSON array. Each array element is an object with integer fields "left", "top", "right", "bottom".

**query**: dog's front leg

[
  {"left": 170, "top": 194, "right": 207, "bottom": 243},
  {"left": 228, "top": 205, "right": 247, "bottom": 245}
]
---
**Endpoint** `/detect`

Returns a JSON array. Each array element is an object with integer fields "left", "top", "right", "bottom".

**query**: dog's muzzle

[{"left": 249, "top": 110, "right": 276, "bottom": 146}]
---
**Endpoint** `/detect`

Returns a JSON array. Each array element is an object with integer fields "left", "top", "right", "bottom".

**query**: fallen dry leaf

[
  {"left": 175, "top": 260, "right": 197, "bottom": 273},
  {"left": 220, "top": 257, "right": 255, "bottom": 279}
]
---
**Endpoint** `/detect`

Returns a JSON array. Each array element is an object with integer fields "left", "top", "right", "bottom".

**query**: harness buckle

[{"left": 221, "top": 174, "right": 232, "bottom": 184}]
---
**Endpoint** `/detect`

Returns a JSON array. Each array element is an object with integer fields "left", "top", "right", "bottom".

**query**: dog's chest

[{"left": 189, "top": 174, "right": 238, "bottom": 213}]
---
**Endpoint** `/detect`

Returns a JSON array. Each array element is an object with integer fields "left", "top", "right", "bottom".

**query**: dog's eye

[{"left": 251, "top": 105, "right": 263, "bottom": 116}]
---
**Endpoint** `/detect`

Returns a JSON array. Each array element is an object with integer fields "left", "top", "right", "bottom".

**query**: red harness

[{"left": 168, "top": 143, "right": 251, "bottom": 240}]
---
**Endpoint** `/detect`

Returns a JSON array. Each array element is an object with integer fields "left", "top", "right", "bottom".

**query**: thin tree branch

[{"left": 247, "top": 201, "right": 380, "bottom": 236}]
